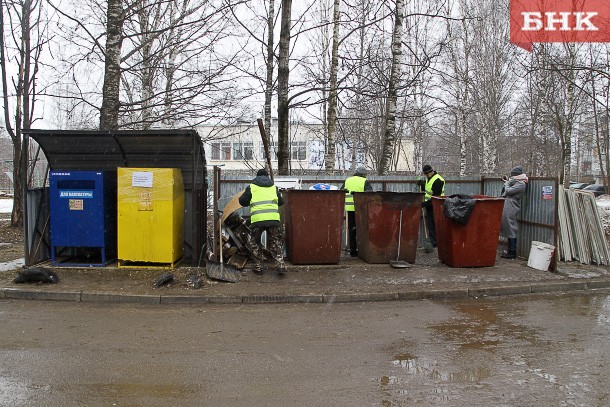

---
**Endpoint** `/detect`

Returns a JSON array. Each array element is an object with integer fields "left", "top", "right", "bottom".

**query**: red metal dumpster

[
  {"left": 284, "top": 189, "right": 345, "bottom": 264},
  {"left": 353, "top": 192, "right": 424, "bottom": 264},
  {"left": 431, "top": 195, "right": 504, "bottom": 267}
]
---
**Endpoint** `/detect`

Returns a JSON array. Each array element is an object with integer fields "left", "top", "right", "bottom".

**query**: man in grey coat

[{"left": 500, "top": 166, "right": 528, "bottom": 259}]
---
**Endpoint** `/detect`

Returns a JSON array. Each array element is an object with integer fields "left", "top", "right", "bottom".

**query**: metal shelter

[{"left": 22, "top": 129, "right": 207, "bottom": 267}]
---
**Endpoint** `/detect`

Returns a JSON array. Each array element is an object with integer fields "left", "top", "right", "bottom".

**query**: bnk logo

[{"left": 510, "top": 0, "right": 610, "bottom": 51}]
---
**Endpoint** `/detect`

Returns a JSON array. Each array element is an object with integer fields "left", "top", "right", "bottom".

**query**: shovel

[
  {"left": 206, "top": 218, "right": 239, "bottom": 283},
  {"left": 390, "top": 209, "right": 411, "bottom": 268}
]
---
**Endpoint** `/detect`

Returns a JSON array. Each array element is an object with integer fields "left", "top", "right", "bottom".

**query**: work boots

[
  {"left": 500, "top": 251, "right": 516, "bottom": 259},
  {"left": 501, "top": 238, "right": 517, "bottom": 259}
]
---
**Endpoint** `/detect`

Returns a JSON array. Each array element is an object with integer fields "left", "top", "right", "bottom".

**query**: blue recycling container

[{"left": 49, "top": 171, "right": 117, "bottom": 266}]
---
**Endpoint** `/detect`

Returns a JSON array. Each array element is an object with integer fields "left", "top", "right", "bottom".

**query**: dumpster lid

[{"left": 23, "top": 129, "right": 205, "bottom": 189}]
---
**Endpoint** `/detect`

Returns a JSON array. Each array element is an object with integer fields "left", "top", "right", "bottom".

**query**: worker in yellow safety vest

[
  {"left": 417, "top": 164, "right": 445, "bottom": 248},
  {"left": 239, "top": 168, "right": 286, "bottom": 275},
  {"left": 341, "top": 166, "right": 373, "bottom": 257}
]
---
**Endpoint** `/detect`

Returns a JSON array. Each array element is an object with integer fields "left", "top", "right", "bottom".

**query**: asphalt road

[{"left": 1, "top": 291, "right": 609, "bottom": 406}]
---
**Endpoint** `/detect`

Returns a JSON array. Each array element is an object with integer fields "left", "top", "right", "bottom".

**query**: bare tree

[
  {"left": 1, "top": 0, "right": 48, "bottom": 226},
  {"left": 51, "top": 0, "right": 248, "bottom": 131},
  {"left": 468, "top": 0, "right": 515, "bottom": 175},
  {"left": 264, "top": 0, "right": 276, "bottom": 140},
  {"left": 535, "top": 44, "right": 585, "bottom": 185},
  {"left": 99, "top": 0, "right": 124, "bottom": 130},
  {"left": 277, "top": 0, "right": 292, "bottom": 174},
  {"left": 377, "top": 0, "right": 404, "bottom": 175},
  {"left": 323, "top": 0, "right": 340, "bottom": 172}
]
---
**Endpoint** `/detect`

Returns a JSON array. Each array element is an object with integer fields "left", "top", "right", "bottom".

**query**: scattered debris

[
  {"left": 186, "top": 272, "right": 203, "bottom": 289},
  {"left": 13, "top": 267, "right": 59, "bottom": 284},
  {"left": 153, "top": 272, "right": 175, "bottom": 288}
]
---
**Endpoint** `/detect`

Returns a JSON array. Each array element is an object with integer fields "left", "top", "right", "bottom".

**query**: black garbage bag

[{"left": 442, "top": 194, "right": 476, "bottom": 225}]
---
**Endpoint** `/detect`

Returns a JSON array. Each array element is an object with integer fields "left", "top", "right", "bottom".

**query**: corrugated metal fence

[{"left": 217, "top": 175, "right": 558, "bottom": 259}]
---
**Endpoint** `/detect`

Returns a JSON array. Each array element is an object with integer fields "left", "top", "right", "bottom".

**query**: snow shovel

[
  {"left": 422, "top": 207, "right": 434, "bottom": 253},
  {"left": 206, "top": 219, "right": 239, "bottom": 283},
  {"left": 390, "top": 209, "right": 411, "bottom": 268}
]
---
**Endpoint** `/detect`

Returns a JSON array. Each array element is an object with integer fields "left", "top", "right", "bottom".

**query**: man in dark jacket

[
  {"left": 239, "top": 168, "right": 286, "bottom": 275},
  {"left": 340, "top": 166, "right": 373, "bottom": 257},
  {"left": 418, "top": 164, "right": 445, "bottom": 248}
]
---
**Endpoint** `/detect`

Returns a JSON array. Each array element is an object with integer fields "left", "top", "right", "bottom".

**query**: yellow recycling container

[{"left": 117, "top": 167, "right": 184, "bottom": 267}]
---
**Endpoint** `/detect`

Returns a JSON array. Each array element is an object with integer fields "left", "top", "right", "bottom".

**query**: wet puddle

[{"left": 0, "top": 376, "right": 39, "bottom": 405}]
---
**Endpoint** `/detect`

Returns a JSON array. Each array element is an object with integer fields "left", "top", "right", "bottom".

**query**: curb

[{"left": 1, "top": 278, "right": 610, "bottom": 304}]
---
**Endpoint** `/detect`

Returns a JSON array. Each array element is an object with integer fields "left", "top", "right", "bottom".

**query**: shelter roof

[{"left": 23, "top": 129, "right": 206, "bottom": 189}]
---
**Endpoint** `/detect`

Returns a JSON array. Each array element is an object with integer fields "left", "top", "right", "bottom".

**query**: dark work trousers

[
  {"left": 347, "top": 211, "right": 358, "bottom": 256},
  {"left": 246, "top": 225, "right": 285, "bottom": 271},
  {"left": 424, "top": 206, "right": 437, "bottom": 247}
]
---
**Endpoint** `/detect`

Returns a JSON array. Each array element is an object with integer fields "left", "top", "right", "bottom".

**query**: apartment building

[{"left": 198, "top": 121, "right": 414, "bottom": 173}]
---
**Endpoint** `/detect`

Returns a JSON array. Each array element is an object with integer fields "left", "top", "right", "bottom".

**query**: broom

[{"left": 206, "top": 217, "right": 239, "bottom": 283}]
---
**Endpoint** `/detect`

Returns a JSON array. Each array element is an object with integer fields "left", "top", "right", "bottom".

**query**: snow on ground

[
  {"left": 0, "top": 199, "right": 12, "bottom": 214},
  {"left": 0, "top": 258, "right": 24, "bottom": 272},
  {"left": 596, "top": 194, "right": 610, "bottom": 210}
]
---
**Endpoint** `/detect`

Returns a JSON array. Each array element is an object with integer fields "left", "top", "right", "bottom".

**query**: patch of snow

[
  {"left": 0, "top": 199, "right": 13, "bottom": 213},
  {"left": 0, "top": 258, "right": 24, "bottom": 272},
  {"left": 596, "top": 195, "right": 610, "bottom": 210}
]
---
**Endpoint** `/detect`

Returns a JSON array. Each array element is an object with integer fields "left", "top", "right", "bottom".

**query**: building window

[
  {"left": 211, "top": 142, "right": 220, "bottom": 160},
  {"left": 243, "top": 143, "right": 254, "bottom": 160},
  {"left": 261, "top": 142, "right": 277, "bottom": 160},
  {"left": 232, "top": 142, "right": 254, "bottom": 160},
  {"left": 221, "top": 142, "right": 231, "bottom": 160},
  {"left": 233, "top": 143, "right": 243, "bottom": 160},
  {"left": 291, "top": 141, "right": 306, "bottom": 161}
]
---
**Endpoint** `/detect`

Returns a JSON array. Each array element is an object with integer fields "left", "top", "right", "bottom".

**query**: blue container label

[{"left": 59, "top": 191, "right": 93, "bottom": 198}]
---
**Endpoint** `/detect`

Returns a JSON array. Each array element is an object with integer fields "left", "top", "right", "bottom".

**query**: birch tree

[
  {"left": 52, "top": 0, "right": 246, "bottom": 130},
  {"left": 469, "top": 0, "right": 515, "bottom": 175},
  {"left": 537, "top": 44, "right": 584, "bottom": 185},
  {"left": 276, "top": 0, "right": 292, "bottom": 174},
  {"left": 377, "top": 0, "right": 404, "bottom": 175},
  {"left": 99, "top": 0, "right": 124, "bottom": 130},
  {"left": 323, "top": 0, "right": 340, "bottom": 172},
  {"left": 264, "top": 0, "right": 276, "bottom": 141}
]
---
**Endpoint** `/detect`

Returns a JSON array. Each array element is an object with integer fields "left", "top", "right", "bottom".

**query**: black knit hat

[
  {"left": 257, "top": 168, "right": 269, "bottom": 177},
  {"left": 354, "top": 166, "right": 367, "bottom": 176},
  {"left": 422, "top": 164, "right": 433, "bottom": 174},
  {"left": 510, "top": 166, "right": 523, "bottom": 176}
]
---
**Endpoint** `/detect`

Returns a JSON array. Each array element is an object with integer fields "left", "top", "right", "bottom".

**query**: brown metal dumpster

[
  {"left": 353, "top": 192, "right": 424, "bottom": 264},
  {"left": 284, "top": 189, "right": 345, "bottom": 264},
  {"left": 431, "top": 195, "right": 505, "bottom": 267}
]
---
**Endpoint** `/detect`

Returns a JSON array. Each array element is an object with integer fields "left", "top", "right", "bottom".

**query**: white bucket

[{"left": 527, "top": 241, "right": 555, "bottom": 271}]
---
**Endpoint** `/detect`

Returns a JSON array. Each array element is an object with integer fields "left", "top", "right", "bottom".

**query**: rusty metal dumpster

[
  {"left": 431, "top": 195, "right": 504, "bottom": 267},
  {"left": 284, "top": 189, "right": 345, "bottom": 264},
  {"left": 353, "top": 192, "right": 424, "bottom": 264}
]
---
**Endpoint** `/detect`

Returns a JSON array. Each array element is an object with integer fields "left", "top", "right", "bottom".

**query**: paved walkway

[{"left": 1, "top": 250, "right": 610, "bottom": 304}]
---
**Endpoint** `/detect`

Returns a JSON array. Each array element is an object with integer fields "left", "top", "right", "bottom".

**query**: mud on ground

[
  {"left": 0, "top": 219, "right": 24, "bottom": 263},
  {"left": 0, "top": 220, "right": 212, "bottom": 294}
]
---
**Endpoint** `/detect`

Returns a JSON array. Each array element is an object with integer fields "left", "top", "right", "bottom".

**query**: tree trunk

[
  {"left": 591, "top": 72, "right": 607, "bottom": 188},
  {"left": 353, "top": 1, "right": 366, "bottom": 172},
  {"left": 99, "top": 0, "right": 124, "bottom": 131},
  {"left": 277, "top": 0, "right": 292, "bottom": 175},
  {"left": 378, "top": 0, "right": 404, "bottom": 175},
  {"left": 138, "top": 4, "right": 153, "bottom": 129},
  {"left": 12, "top": 143, "right": 24, "bottom": 226},
  {"left": 324, "top": 0, "right": 340, "bottom": 173},
  {"left": 264, "top": 0, "right": 275, "bottom": 148},
  {"left": 458, "top": 104, "right": 467, "bottom": 176},
  {"left": 1, "top": 0, "right": 34, "bottom": 227},
  {"left": 562, "top": 44, "right": 576, "bottom": 187}
]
